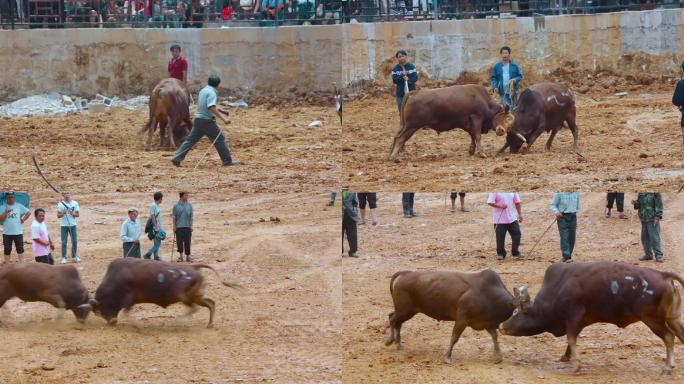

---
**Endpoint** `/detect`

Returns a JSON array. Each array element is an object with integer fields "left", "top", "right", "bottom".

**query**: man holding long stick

[
  {"left": 56, "top": 191, "right": 80, "bottom": 264},
  {"left": 120, "top": 207, "right": 141, "bottom": 258},
  {"left": 550, "top": 192, "right": 580, "bottom": 263},
  {"left": 171, "top": 75, "right": 240, "bottom": 167}
]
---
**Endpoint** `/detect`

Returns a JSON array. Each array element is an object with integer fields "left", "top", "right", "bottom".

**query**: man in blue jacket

[
  {"left": 391, "top": 50, "right": 418, "bottom": 112},
  {"left": 490, "top": 46, "right": 523, "bottom": 107},
  {"left": 672, "top": 61, "right": 684, "bottom": 129}
]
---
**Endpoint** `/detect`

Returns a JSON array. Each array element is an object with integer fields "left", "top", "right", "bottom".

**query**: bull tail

[
  {"left": 399, "top": 90, "right": 410, "bottom": 137},
  {"left": 193, "top": 264, "right": 244, "bottom": 290},
  {"left": 389, "top": 271, "right": 408, "bottom": 295},
  {"left": 663, "top": 271, "right": 684, "bottom": 289}
]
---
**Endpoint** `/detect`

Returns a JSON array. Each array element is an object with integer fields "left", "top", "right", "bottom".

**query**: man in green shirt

[
  {"left": 172, "top": 192, "right": 194, "bottom": 262},
  {"left": 550, "top": 192, "right": 580, "bottom": 263},
  {"left": 633, "top": 193, "right": 664, "bottom": 263}
]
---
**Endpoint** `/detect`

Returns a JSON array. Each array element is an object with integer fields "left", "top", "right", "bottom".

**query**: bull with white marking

[
  {"left": 89, "top": 258, "right": 240, "bottom": 327},
  {"left": 500, "top": 261, "right": 684, "bottom": 374},
  {"left": 497, "top": 82, "right": 579, "bottom": 154}
]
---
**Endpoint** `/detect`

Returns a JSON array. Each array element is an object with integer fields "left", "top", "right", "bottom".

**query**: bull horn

[
  {"left": 515, "top": 132, "right": 527, "bottom": 144},
  {"left": 78, "top": 304, "right": 92, "bottom": 310},
  {"left": 88, "top": 298, "right": 99, "bottom": 307}
]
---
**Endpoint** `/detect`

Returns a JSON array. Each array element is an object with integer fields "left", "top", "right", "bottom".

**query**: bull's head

[
  {"left": 494, "top": 106, "right": 515, "bottom": 137},
  {"left": 500, "top": 285, "right": 539, "bottom": 337},
  {"left": 73, "top": 303, "right": 92, "bottom": 323},
  {"left": 506, "top": 130, "right": 529, "bottom": 154},
  {"left": 88, "top": 296, "right": 118, "bottom": 325}
]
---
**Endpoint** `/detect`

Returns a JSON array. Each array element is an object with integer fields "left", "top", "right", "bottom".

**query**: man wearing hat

[
  {"left": 120, "top": 207, "right": 141, "bottom": 258},
  {"left": 0, "top": 192, "right": 31, "bottom": 264}
]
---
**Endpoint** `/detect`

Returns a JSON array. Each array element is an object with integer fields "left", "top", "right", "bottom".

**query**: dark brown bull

[
  {"left": 89, "top": 258, "right": 240, "bottom": 328},
  {"left": 498, "top": 82, "right": 578, "bottom": 154},
  {"left": 142, "top": 78, "right": 192, "bottom": 150},
  {"left": 386, "top": 269, "right": 516, "bottom": 364},
  {"left": 388, "top": 84, "right": 514, "bottom": 160},
  {"left": 500, "top": 261, "right": 684, "bottom": 374},
  {"left": 0, "top": 263, "right": 91, "bottom": 323}
]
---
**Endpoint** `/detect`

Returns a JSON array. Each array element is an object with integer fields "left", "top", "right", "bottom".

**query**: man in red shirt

[{"left": 168, "top": 44, "right": 188, "bottom": 83}]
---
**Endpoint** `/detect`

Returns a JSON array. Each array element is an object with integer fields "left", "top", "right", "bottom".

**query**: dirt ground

[
  {"left": 341, "top": 88, "right": 684, "bottom": 191},
  {"left": 343, "top": 192, "right": 684, "bottom": 383},
  {"left": 0, "top": 103, "right": 339, "bottom": 194},
  {"left": 0, "top": 192, "right": 340, "bottom": 383}
]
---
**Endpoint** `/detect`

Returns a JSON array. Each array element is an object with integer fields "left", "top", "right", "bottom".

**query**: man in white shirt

[
  {"left": 57, "top": 192, "right": 80, "bottom": 264},
  {"left": 31, "top": 208, "right": 55, "bottom": 265},
  {"left": 1, "top": 192, "right": 31, "bottom": 264},
  {"left": 487, "top": 192, "right": 523, "bottom": 260},
  {"left": 120, "top": 207, "right": 141, "bottom": 258}
]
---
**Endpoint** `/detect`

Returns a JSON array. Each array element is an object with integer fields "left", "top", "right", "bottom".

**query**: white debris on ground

[{"left": 0, "top": 93, "right": 149, "bottom": 117}]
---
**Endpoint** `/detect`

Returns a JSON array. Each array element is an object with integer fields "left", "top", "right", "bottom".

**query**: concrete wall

[
  {"left": 0, "top": 9, "right": 682, "bottom": 100},
  {"left": 0, "top": 26, "right": 344, "bottom": 100},
  {"left": 344, "top": 9, "right": 684, "bottom": 87}
]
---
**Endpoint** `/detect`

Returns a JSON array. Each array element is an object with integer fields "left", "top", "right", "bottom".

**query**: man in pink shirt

[
  {"left": 31, "top": 208, "right": 55, "bottom": 265},
  {"left": 487, "top": 192, "right": 523, "bottom": 260}
]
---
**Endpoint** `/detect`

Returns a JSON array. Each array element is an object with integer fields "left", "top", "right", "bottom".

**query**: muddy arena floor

[
  {"left": 342, "top": 192, "right": 684, "bottom": 383},
  {"left": 0, "top": 103, "right": 339, "bottom": 194},
  {"left": 0, "top": 192, "right": 340, "bottom": 383},
  {"left": 341, "top": 89, "right": 684, "bottom": 191}
]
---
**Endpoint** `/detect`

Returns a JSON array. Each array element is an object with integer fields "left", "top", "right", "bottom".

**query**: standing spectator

[
  {"left": 550, "top": 192, "right": 580, "bottom": 263},
  {"left": 327, "top": 191, "right": 337, "bottom": 206},
  {"left": 341, "top": 188, "right": 358, "bottom": 258},
  {"left": 357, "top": 192, "right": 378, "bottom": 226},
  {"left": 401, "top": 192, "right": 416, "bottom": 218},
  {"left": 172, "top": 192, "right": 194, "bottom": 262},
  {"left": 143, "top": 191, "right": 165, "bottom": 261},
  {"left": 121, "top": 207, "right": 142, "bottom": 258},
  {"left": 605, "top": 192, "right": 627, "bottom": 219},
  {"left": 31, "top": 208, "right": 55, "bottom": 265},
  {"left": 490, "top": 46, "right": 522, "bottom": 107},
  {"left": 487, "top": 192, "right": 522, "bottom": 260},
  {"left": 1, "top": 192, "right": 31, "bottom": 264},
  {"left": 168, "top": 44, "right": 188, "bottom": 83},
  {"left": 673, "top": 61, "right": 684, "bottom": 143},
  {"left": 255, "top": 0, "right": 283, "bottom": 19},
  {"left": 633, "top": 193, "right": 664, "bottom": 263},
  {"left": 171, "top": 75, "right": 240, "bottom": 167},
  {"left": 450, "top": 192, "right": 468, "bottom": 212},
  {"left": 391, "top": 50, "right": 418, "bottom": 112},
  {"left": 56, "top": 191, "right": 80, "bottom": 264}
]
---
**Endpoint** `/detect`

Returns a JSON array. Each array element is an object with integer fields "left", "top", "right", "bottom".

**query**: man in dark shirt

[
  {"left": 168, "top": 44, "right": 188, "bottom": 83},
  {"left": 672, "top": 61, "right": 684, "bottom": 151},
  {"left": 390, "top": 49, "right": 418, "bottom": 112}
]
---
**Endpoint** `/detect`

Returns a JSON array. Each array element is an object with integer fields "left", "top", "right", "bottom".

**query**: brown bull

[
  {"left": 498, "top": 82, "right": 578, "bottom": 154},
  {"left": 142, "top": 78, "right": 192, "bottom": 150},
  {"left": 0, "top": 263, "right": 92, "bottom": 323},
  {"left": 386, "top": 269, "right": 516, "bottom": 364},
  {"left": 501, "top": 261, "right": 684, "bottom": 374},
  {"left": 89, "top": 258, "right": 241, "bottom": 328},
  {"left": 388, "top": 84, "right": 514, "bottom": 160}
]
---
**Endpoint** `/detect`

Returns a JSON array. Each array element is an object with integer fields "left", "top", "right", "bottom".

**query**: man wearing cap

[
  {"left": 0, "top": 192, "right": 31, "bottom": 264},
  {"left": 56, "top": 191, "right": 81, "bottom": 264},
  {"left": 120, "top": 207, "right": 141, "bottom": 258},
  {"left": 171, "top": 75, "right": 240, "bottom": 167}
]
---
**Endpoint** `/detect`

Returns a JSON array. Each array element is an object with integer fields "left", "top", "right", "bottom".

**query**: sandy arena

[
  {"left": 0, "top": 192, "right": 340, "bottom": 383},
  {"left": 343, "top": 192, "right": 683, "bottom": 383},
  {"left": 0, "top": 102, "right": 339, "bottom": 194},
  {"left": 342, "top": 87, "right": 684, "bottom": 191}
]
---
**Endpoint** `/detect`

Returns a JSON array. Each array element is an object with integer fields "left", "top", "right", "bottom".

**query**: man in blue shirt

[
  {"left": 490, "top": 46, "right": 523, "bottom": 107},
  {"left": 171, "top": 75, "right": 240, "bottom": 167},
  {"left": 550, "top": 192, "right": 580, "bottom": 263},
  {"left": 391, "top": 50, "right": 418, "bottom": 112}
]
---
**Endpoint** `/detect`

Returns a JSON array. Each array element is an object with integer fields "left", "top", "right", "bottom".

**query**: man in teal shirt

[
  {"left": 341, "top": 188, "right": 358, "bottom": 258},
  {"left": 0, "top": 192, "right": 31, "bottom": 263},
  {"left": 172, "top": 192, "right": 194, "bottom": 262},
  {"left": 171, "top": 75, "right": 240, "bottom": 167},
  {"left": 550, "top": 192, "right": 579, "bottom": 263}
]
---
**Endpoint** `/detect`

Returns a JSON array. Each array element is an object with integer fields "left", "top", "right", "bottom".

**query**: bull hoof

[
  {"left": 477, "top": 152, "right": 488, "bottom": 159},
  {"left": 442, "top": 355, "right": 453, "bottom": 365},
  {"left": 207, "top": 323, "right": 214, "bottom": 329},
  {"left": 396, "top": 344, "right": 403, "bottom": 351},
  {"left": 572, "top": 361, "right": 581, "bottom": 373},
  {"left": 107, "top": 318, "right": 118, "bottom": 326},
  {"left": 384, "top": 337, "right": 394, "bottom": 346},
  {"left": 493, "top": 354, "right": 503, "bottom": 364},
  {"left": 559, "top": 355, "right": 571, "bottom": 362},
  {"left": 661, "top": 367, "right": 673, "bottom": 375}
]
